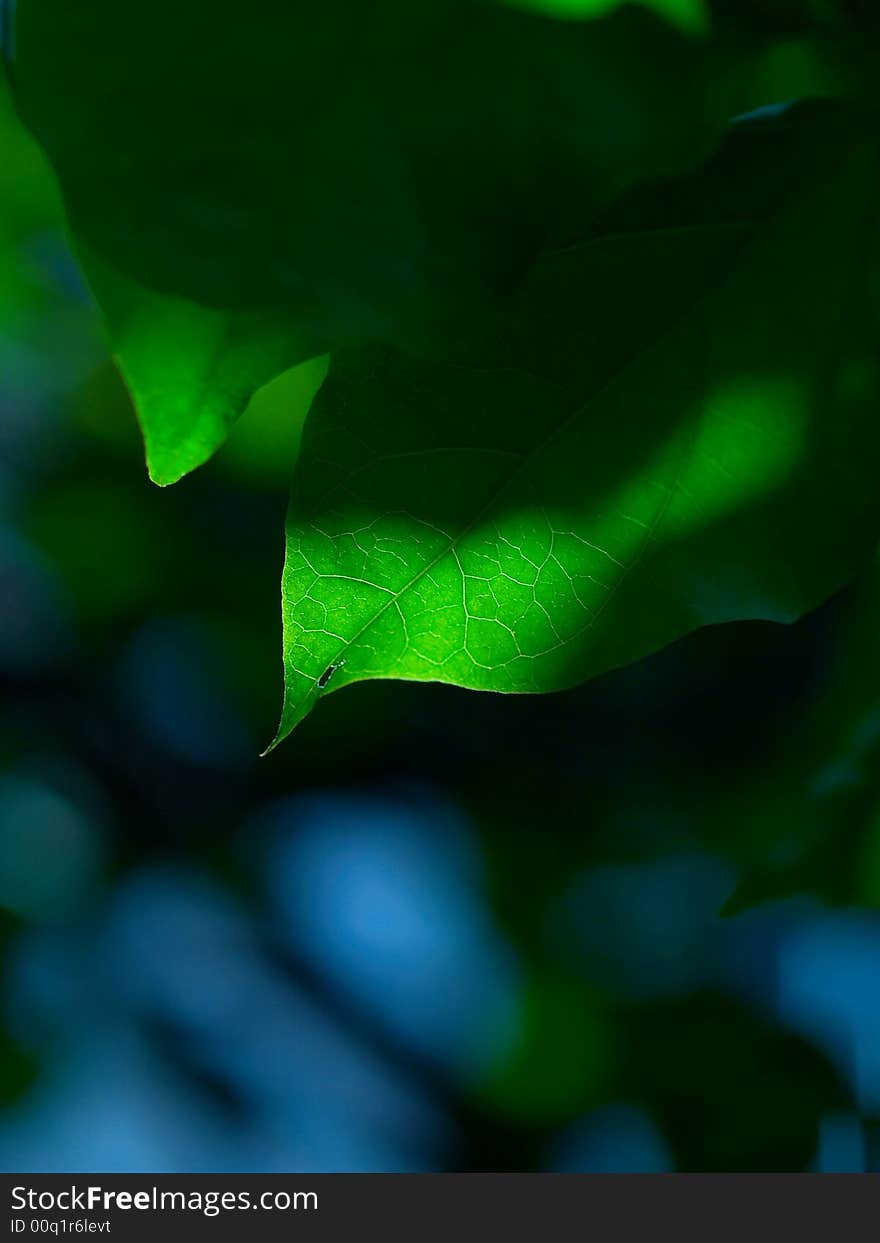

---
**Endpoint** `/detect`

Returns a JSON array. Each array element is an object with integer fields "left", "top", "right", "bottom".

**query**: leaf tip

[
  {"left": 261, "top": 673, "right": 325, "bottom": 754},
  {"left": 259, "top": 720, "right": 288, "bottom": 758},
  {"left": 145, "top": 457, "right": 190, "bottom": 488}
]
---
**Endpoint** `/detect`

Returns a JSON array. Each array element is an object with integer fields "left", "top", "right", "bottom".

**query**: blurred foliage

[
  {"left": 504, "top": 1, "right": 709, "bottom": 36},
  {"left": 4, "top": 4, "right": 880, "bottom": 1174}
]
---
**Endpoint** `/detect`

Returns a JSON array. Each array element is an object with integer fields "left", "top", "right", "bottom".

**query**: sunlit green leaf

[{"left": 273, "top": 104, "right": 880, "bottom": 740}]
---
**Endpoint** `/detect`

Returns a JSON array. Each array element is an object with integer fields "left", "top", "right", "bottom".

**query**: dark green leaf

[{"left": 14, "top": 0, "right": 728, "bottom": 474}]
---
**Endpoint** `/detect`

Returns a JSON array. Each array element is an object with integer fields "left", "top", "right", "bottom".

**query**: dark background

[{"left": 2, "top": 68, "right": 880, "bottom": 1172}]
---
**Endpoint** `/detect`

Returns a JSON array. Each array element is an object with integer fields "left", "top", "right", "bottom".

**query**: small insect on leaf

[{"left": 317, "top": 660, "right": 344, "bottom": 691}]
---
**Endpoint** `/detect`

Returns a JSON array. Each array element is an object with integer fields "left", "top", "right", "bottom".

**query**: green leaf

[
  {"left": 77, "top": 248, "right": 320, "bottom": 486},
  {"left": 13, "top": 1, "right": 716, "bottom": 323},
  {"left": 14, "top": 0, "right": 723, "bottom": 475},
  {"left": 272, "top": 104, "right": 880, "bottom": 742},
  {"left": 14, "top": 0, "right": 869, "bottom": 482}
]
